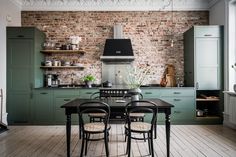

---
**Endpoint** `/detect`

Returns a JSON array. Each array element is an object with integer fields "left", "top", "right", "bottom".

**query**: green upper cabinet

[
  {"left": 7, "top": 27, "right": 45, "bottom": 124},
  {"left": 184, "top": 26, "right": 223, "bottom": 90}
]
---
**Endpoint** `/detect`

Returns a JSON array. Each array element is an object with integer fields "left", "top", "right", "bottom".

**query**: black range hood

[{"left": 100, "top": 39, "right": 135, "bottom": 62}]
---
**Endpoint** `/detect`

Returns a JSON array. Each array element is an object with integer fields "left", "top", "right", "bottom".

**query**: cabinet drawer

[
  {"left": 172, "top": 108, "right": 195, "bottom": 121},
  {"left": 195, "top": 26, "right": 222, "bottom": 37},
  {"left": 34, "top": 90, "right": 53, "bottom": 95},
  {"left": 7, "top": 27, "right": 34, "bottom": 39},
  {"left": 54, "top": 89, "right": 77, "bottom": 97},
  {"left": 141, "top": 89, "right": 161, "bottom": 98},
  {"left": 79, "top": 89, "right": 99, "bottom": 99},
  {"left": 160, "top": 97, "right": 195, "bottom": 109},
  {"left": 161, "top": 89, "right": 195, "bottom": 97}
]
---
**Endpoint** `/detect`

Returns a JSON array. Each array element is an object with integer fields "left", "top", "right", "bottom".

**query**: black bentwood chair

[
  {"left": 78, "top": 101, "right": 110, "bottom": 157},
  {"left": 125, "top": 100, "right": 158, "bottom": 157}
]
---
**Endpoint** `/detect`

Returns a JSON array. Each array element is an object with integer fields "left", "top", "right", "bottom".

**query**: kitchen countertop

[{"left": 35, "top": 85, "right": 195, "bottom": 90}]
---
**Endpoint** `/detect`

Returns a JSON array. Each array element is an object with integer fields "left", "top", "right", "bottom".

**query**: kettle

[{"left": 102, "top": 81, "right": 112, "bottom": 88}]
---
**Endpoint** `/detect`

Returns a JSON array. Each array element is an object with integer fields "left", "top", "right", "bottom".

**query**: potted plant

[
  {"left": 82, "top": 74, "right": 96, "bottom": 88},
  {"left": 124, "top": 66, "right": 150, "bottom": 101}
]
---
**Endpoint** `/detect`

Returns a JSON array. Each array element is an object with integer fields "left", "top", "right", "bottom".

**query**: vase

[
  {"left": 128, "top": 88, "right": 142, "bottom": 101},
  {"left": 85, "top": 81, "right": 92, "bottom": 88}
]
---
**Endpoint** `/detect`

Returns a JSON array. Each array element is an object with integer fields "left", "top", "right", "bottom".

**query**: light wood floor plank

[{"left": 0, "top": 125, "right": 236, "bottom": 157}]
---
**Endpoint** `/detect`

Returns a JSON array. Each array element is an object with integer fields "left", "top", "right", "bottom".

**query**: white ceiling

[{"left": 10, "top": 0, "right": 218, "bottom": 11}]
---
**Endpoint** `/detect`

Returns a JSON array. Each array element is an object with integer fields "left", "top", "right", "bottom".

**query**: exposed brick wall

[{"left": 22, "top": 11, "right": 208, "bottom": 85}]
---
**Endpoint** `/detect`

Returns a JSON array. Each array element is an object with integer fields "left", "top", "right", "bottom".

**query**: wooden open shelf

[
  {"left": 196, "top": 98, "right": 220, "bottom": 102},
  {"left": 41, "top": 50, "right": 85, "bottom": 54}
]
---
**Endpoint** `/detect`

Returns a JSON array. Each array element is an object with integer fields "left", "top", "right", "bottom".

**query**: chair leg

[
  {"left": 143, "top": 133, "right": 146, "bottom": 142},
  {"left": 85, "top": 133, "right": 89, "bottom": 155},
  {"left": 126, "top": 131, "right": 131, "bottom": 157},
  {"left": 148, "top": 133, "right": 151, "bottom": 155},
  {"left": 154, "top": 120, "right": 157, "bottom": 139},
  {"left": 124, "top": 128, "right": 127, "bottom": 142},
  {"left": 80, "top": 134, "right": 85, "bottom": 157},
  {"left": 104, "top": 132, "right": 109, "bottom": 157},
  {"left": 150, "top": 132, "right": 154, "bottom": 157}
]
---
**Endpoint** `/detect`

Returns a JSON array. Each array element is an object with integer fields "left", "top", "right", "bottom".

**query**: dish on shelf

[{"left": 72, "top": 63, "right": 83, "bottom": 67}]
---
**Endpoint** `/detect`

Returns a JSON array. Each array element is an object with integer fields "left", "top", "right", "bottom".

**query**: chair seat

[
  {"left": 129, "top": 113, "right": 145, "bottom": 118},
  {"left": 88, "top": 113, "right": 106, "bottom": 118},
  {"left": 125, "top": 122, "right": 151, "bottom": 132},
  {"left": 84, "top": 122, "right": 110, "bottom": 132}
]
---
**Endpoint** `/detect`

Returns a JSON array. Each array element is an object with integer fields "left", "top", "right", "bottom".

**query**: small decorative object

[
  {"left": 82, "top": 74, "right": 96, "bottom": 88},
  {"left": 232, "top": 63, "right": 236, "bottom": 92},
  {"left": 69, "top": 36, "right": 82, "bottom": 50},
  {"left": 124, "top": 66, "right": 150, "bottom": 101}
]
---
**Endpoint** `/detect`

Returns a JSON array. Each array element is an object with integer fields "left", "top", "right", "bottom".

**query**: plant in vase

[
  {"left": 82, "top": 74, "right": 96, "bottom": 88},
  {"left": 124, "top": 66, "right": 150, "bottom": 101}
]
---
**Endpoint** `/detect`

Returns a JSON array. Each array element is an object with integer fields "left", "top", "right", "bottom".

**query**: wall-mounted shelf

[
  {"left": 196, "top": 98, "right": 220, "bottom": 102},
  {"left": 40, "top": 66, "right": 84, "bottom": 69},
  {"left": 41, "top": 50, "right": 85, "bottom": 55}
]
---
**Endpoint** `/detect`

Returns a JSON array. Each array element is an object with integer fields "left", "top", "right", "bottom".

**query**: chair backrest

[
  {"left": 125, "top": 100, "right": 158, "bottom": 130},
  {"left": 78, "top": 101, "right": 110, "bottom": 130}
]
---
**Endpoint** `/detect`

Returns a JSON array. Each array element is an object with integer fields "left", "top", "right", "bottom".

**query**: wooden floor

[{"left": 0, "top": 125, "right": 236, "bottom": 157}]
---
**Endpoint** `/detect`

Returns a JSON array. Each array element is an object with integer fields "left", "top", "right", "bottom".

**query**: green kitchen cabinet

[
  {"left": 33, "top": 90, "right": 53, "bottom": 124},
  {"left": 79, "top": 89, "right": 99, "bottom": 99},
  {"left": 53, "top": 90, "right": 78, "bottom": 124},
  {"left": 184, "top": 26, "right": 223, "bottom": 90},
  {"left": 160, "top": 88, "right": 196, "bottom": 124},
  {"left": 7, "top": 27, "right": 45, "bottom": 124},
  {"left": 141, "top": 89, "right": 161, "bottom": 99}
]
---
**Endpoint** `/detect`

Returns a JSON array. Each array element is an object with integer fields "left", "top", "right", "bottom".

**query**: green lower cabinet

[
  {"left": 33, "top": 90, "right": 53, "bottom": 124},
  {"left": 141, "top": 89, "right": 161, "bottom": 99},
  {"left": 53, "top": 90, "right": 78, "bottom": 124},
  {"left": 7, "top": 92, "right": 32, "bottom": 124},
  {"left": 160, "top": 96, "right": 195, "bottom": 124},
  {"left": 79, "top": 89, "right": 99, "bottom": 99}
]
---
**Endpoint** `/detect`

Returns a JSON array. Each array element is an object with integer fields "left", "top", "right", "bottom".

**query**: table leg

[
  {"left": 165, "top": 112, "right": 170, "bottom": 157},
  {"left": 66, "top": 114, "right": 71, "bottom": 157}
]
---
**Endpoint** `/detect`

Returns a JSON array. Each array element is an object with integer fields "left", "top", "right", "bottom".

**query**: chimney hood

[{"left": 100, "top": 39, "right": 135, "bottom": 62}]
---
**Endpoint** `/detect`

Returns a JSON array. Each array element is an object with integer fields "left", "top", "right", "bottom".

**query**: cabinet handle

[
  {"left": 86, "top": 92, "right": 93, "bottom": 94},
  {"left": 17, "top": 35, "right": 24, "bottom": 38},
  {"left": 173, "top": 99, "right": 181, "bottom": 101},
  {"left": 204, "top": 34, "right": 212, "bottom": 37},
  {"left": 174, "top": 111, "right": 181, "bottom": 114},
  {"left": 40, "top": 92, "right": 48, "bottom": 95},
  {"left": 196, "top": 82, "right": 199, "bottom": 89},
  {"left": 64, "top": 99, "right": 71, "bottom": 101},
  {"left": 145, "top": 92, "right": 152, "bottom": 94},
  {"left": 173, "top": 92, "right": 181, "bottom": 94}
]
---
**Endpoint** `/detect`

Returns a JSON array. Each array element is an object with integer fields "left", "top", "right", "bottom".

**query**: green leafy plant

[{"left": 82, "top": 74, "right": 96, "bottom": 82}]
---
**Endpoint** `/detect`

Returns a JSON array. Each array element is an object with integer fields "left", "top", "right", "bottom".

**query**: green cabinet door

[
  {"left": 54, "top": 90, "right": 77, "bottom": 124},
  {"left": 7, "top": 92, "right": 31, "bottom": 124},
  {"left": 7, "top": 38, "right": 33, "bottom": 124},
  {"left": 7, "top": 27, "right": 45, "bottom": 125},
  {"left": 33, "top": 90, "right": 53, "bottom": 124}
]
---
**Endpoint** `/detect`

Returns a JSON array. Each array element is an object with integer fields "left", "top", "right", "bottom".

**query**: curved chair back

[
  {"left": 78, "top": 101, "right": 110, "bottom": 132},
  {"left": 125, "top": 100, "right": 157, "bottom": 132}
]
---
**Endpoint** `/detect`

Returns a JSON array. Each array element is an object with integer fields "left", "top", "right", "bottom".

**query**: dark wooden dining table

[{"left": 61, "top": 98, "right": 174, "bottom": 157}]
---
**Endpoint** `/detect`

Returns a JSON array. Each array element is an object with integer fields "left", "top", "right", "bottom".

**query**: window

[{"left": 228, "top": 0, "right": 236, "bottom": 91}]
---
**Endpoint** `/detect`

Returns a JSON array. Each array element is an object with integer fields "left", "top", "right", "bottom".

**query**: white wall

[{"left": 0, "top": 0, "right": 21, "bottom": 124}]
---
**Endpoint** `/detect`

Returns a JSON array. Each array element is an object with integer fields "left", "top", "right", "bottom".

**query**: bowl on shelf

[{"left": 72, "top": 63, "right": 83, "bottom": 67}]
